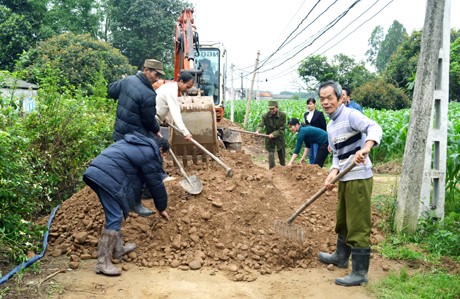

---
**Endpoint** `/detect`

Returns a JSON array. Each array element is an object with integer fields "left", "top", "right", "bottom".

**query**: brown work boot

[
  {"left": 113, "top": 231, "right": 136, "bottom": 260},
  {"left": 95, "top": 229, "right": 122, "bottom": 276}
]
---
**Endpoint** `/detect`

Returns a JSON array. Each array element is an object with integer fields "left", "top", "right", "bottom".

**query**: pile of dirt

[{"left": 44, "top": 136, "right": 385, "bottom": 281}]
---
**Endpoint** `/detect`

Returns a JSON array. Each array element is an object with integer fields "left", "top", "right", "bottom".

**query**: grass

[
  {"left": 369, "top": 268, "right": 460, "bottom": 299},
  {"left": 370, "top": 191, "right": 460, "bottom": 299}
]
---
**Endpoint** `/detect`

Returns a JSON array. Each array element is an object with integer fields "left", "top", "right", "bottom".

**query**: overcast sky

[{"left": 190, "top": 0, "right": 459, "bottom": 93}]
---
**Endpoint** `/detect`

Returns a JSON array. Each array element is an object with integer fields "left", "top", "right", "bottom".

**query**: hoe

[{"left": 274, "top": 159, "right": 358, "bottom": 242}]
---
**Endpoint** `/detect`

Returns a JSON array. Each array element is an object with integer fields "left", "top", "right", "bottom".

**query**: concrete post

[{"left": 394, "top": 0, "right": 449, "bottom": 233}]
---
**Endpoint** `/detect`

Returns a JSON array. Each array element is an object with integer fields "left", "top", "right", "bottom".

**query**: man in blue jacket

[
  {"left": 342, "top": 86, "right": 363, "bottom": 113},
  {"left": 83, "top": 133, "right": 170, "bottom": 276},
  {"left": 108, "top": 59, "right": 165, "bottom": 216}
]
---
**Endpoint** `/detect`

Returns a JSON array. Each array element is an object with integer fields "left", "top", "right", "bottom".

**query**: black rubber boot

[
  {"left": 335, "top": 248, "right": 371, "bottom": 287},
  {"left": 95, "top": 229, "right": 122, "bottom": 276},
  {"left": 131, "top": 202, "right": 154, "bottom": 217},
  {"left": 113, "top": 231, "right": 136, "bottom": 260},
  {"left": 318, "top": 235, "right": 351, "bottom": 268}
]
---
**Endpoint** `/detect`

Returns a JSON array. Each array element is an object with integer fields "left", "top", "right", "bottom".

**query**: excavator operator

[{"left": 198, "top": 58, "right": 216, "bottom": 97}]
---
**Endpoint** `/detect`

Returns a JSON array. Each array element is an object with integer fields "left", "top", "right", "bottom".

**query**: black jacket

[
  {"left": 109, "top": 71, "right": 160, "bottom": 141},
  {"left": 83, "top": 132, "right": 167, "bottom": 219},
  {"left": 303, "top": 109, "right": 327, "bottom": 131}
]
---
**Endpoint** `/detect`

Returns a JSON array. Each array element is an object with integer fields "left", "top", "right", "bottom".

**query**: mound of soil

[{"left": 44, "top": 134, "right": 384, "bottom": 281}]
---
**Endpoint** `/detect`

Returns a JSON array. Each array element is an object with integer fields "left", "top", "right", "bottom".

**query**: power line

[
  {"left": 256, "top": 0, "right": 362, "bottom": 75},
  {"left": 254, "top": 0, "right": 393, "bottom": 83},
  {"left": 317, "top": 0, "right": 394, "bottom": 56}
]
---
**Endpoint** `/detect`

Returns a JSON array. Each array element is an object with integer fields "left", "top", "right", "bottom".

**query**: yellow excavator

[{"left": 170, "top": 8, "right": 241, "bottom": 164}]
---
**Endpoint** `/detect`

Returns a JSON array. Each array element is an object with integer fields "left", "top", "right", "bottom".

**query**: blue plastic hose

[{"left": 0, "top": 204, "right": 61, "bottom": 286}]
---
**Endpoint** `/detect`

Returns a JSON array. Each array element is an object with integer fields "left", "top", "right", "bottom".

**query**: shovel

[
  {"left": 167, "top": 122, "right": 234, "bottom": 178},
  {"left": 168, "top": 148, "right": 203, "bottom": 195},
  {"left": 274, "top": 158, "right": 358, "bottom": 242}
]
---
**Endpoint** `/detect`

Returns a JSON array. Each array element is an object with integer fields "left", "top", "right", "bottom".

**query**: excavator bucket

[{"left": 170, "top": 95, "right": 219, "bottom": 165}]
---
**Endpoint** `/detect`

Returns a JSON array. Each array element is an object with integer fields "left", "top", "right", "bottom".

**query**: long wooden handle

[
  {"left": 168, "top": 148, "right": 192, "bottom": 184},
  {"left": 287, "top": 160, "right": 357, "bottom": 224},
  {"left": 167, "top": 122, "right": 234, "bottom": 178},
  {"left": 228, "top": 127, "right": 270, "bottom": 138}
]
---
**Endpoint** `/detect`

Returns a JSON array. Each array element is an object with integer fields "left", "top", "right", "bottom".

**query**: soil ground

[{"left": 1, "top": 121, "right": 408, "bottom": 298}]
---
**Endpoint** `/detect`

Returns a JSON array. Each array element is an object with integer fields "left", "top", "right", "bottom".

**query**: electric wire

[
  {"left": 254, "top": 0, "right": 362, "bottom": 75},
  {"left": 317, "top": 0, "right": 394, "bottom": 55},
  {"left": 248, "top": 0, "right": 393, "bottom": 84}
]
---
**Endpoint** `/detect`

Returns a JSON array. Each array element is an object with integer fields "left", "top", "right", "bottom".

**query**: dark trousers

[
  {"left": 268, "top": 148, "right": 286, "bottom": 169},
  {"left": 95, "top": 186, "right": 123, "bottom": 231},
  {"left": 313, "top": 143, "right": 329, "bottom": 168}
]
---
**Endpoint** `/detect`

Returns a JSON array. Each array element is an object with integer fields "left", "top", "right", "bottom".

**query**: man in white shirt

[{"left": 155, "top": 72, "right": 195, "bottom": 141}]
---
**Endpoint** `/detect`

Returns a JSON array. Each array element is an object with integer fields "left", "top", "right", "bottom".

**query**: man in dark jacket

[
  {"left": 256, "top": 100, "right": 286, "bottom": 169},
  {"left": 108, "top": 59, "right": 165, "bottom": 216},
  {"left": 83, "top": 132, "right": 170, "bottom": 276}
]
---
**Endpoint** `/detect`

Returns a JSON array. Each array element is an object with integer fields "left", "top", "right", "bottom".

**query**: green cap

[{"left": 268, "top": 100, "right": 278, "bottom": 108}]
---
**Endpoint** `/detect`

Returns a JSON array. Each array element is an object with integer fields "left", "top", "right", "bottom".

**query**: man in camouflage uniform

[{"left": 256, "top": 100, "right": 286, "bottom": 169}]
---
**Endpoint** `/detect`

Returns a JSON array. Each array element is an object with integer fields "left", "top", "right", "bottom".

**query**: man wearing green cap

[{"left": 256, "top": 100, "right": 286, "bottom": 169}]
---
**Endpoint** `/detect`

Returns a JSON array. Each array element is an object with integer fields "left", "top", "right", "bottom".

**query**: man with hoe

[
  {"left": 318, "top": 80, "right": 382, "bottom": 287},
  {"left": 256, "top": 100, "right": 286, "bottom": 169}
]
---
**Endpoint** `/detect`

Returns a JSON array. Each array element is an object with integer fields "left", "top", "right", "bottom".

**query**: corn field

[{"left": 225, "top": 99, "right": 460, "bottom": 199}]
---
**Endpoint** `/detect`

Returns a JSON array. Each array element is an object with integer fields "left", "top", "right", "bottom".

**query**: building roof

[{"left": 2, "top": 76, "right": 39, "bottom": 89}]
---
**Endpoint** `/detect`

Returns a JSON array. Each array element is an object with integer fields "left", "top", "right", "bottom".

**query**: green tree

[
  {"left": 383, "top": 30, "right": 422, "bottom": 91},
  {"left": 450, "top": 37, "right": 460, "bottom": 101},
  {"left": 107, "top": 0, "right": 188, "bottom": 69},
  {"left": 298, "top": 54, "right": 373, "bottom": 90},
  {"left": 365, "top": 25, "right": 384, "bottom": 67},
  {"left": 298, "top": 54, "right": 335, "bottom": 87},
  {"left": 1, "top": 0, "right": 47, "bottom": 40},
  {"left": 40, "top": 0, "right": 104, "bottom": 40},
  {"left": 383, "top": 28, "right": 460, "bottom": 100},
  {"left": 376, "top": 20, "right": 407, "bottom": 73},
  {"left": 0, "top": 6, "right": 35, "bottom": 71},
  {"left": 354, "top": 77, "right": 411, "bottom": 110},
  {"left": 332, "top": 54, "right": 375, "bottom": 89},
  {"left": 16, "top": 33, "right": 135, "bottom": 94}
]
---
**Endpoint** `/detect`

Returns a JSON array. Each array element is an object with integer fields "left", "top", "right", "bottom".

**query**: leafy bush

[
  {"left": 0, "top": 114, "right": 46, "bottom": 266},
  {"left": 16, "top": 33, "right": 136, "bottom": 94},
  {"left": 353, "top": 78, "right": 411, "bottom": 110},
  {"left": 0, "top": 69, "right": 115, "bottom": 264}
]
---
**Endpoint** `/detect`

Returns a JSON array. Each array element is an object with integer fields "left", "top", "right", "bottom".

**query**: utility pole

[
  {"left": 244, "top": 51, "right": 260, "bottom": 127},
  {"left": 230, "top": 64, "right": 234, "bottom": 122},
  {"left": 395, "top": 0, "right": 450, "bottom": 233},
  {"left": 240, "top": 73, "right": 243, "bottom": 100}
]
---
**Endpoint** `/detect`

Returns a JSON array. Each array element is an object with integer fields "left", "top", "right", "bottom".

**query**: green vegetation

[
  {"left": 369, "top": 269, "right": 460, "bottom": 299},
  {"left": 16, "top": 33, "right": 135, "bottom": 95},
  {"left": 0, "top": 70, "right": 115, "bottom": 270}
]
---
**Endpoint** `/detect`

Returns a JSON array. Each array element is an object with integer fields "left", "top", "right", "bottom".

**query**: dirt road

[{"left": 42, "top": 254, "right": 400, "bottom": 299}]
